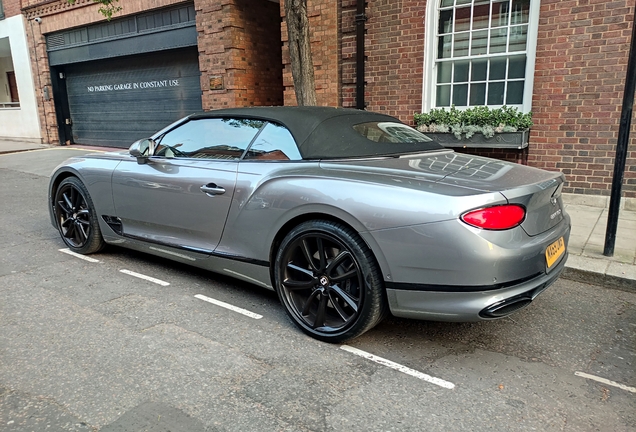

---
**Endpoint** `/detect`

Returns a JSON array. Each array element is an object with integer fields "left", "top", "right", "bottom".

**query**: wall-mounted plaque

[{"left": 209, "top": 75, "right": 224, "bottom": 90}]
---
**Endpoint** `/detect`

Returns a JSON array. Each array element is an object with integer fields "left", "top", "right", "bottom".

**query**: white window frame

[{"left": 422, "top": 0, "right": 541, "bottom": 113}]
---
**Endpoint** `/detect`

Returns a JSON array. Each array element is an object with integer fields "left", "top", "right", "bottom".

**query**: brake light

[{"left": 461, "top": 205, "right": 526, "bottom": 230}]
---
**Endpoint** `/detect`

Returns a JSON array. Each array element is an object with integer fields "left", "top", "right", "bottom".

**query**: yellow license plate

[{"left": 545, "top": 236, "right": 566, "bottom": 269}]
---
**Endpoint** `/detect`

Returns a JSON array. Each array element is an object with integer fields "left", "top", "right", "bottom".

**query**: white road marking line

[
  {"left": 195, "top": 294, "right": 263, "bottom": 319},
  {"left": 119, "top": 269, "right": 170, "bottom": 286},
  {"left": 59, "top": 248, "right": 100, "bottom": 263},
  {"left": 340, "top": 345, "right": 455, "bottom": 389},
  {"left": 575, "top": 372, "right": 636, "bottom": 394}
]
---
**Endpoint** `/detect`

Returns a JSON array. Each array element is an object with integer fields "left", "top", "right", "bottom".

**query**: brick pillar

[
  {"left": 197, "top": 0, "right": 283, "bottom": 110},
  {"left": 25, "top": 18, "right": 59, "bottom": 144},
  {"left": 356, "top": 0, "right": 425, "bottom": 123}
]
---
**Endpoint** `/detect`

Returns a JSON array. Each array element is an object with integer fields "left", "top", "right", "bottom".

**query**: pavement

[
  {"left": 0, "top": 137, "right": 51, "bottom": 154},
  {"left": 562, "top": 198, "right": 636, "bottom": 292},
  {"left": 1, "top": 138, "right": 635, "bottom": 292}
]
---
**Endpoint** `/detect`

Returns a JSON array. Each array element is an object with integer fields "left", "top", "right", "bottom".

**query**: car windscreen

[{"left": 297, "top": 115, "right": 445, "bottom": 159}]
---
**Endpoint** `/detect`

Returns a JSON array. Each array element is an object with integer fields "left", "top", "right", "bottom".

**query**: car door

[{"left": 112, "top": 117, "right": 265, "bottom": 253}]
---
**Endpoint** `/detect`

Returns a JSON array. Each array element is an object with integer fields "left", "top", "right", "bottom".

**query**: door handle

[{"left": 200, "top": 183, "right": 225, "bottom": 196}]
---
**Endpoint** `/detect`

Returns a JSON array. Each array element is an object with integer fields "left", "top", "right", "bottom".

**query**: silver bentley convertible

[{"left": 48, "top": 107, "right": 570, "bottom": 342}]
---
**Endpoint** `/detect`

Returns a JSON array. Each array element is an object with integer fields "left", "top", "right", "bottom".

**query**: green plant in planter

[{"left": 414, "top": 106, "right": 533, "bottom": 139}]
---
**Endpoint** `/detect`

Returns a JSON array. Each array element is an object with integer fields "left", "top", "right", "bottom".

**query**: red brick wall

[
  {"left": 234, "top": 0, "right": 283, "bottom": 107},
  {"left": 4, "top": 0, "right": 21, "bottom": 17},
  {"left": 281, "top": 0, "right": 425, "bottom": 114},
  {"left": 347, "top": 0, "right": 425, "bottom": 122},
  {"left": 530, "top": 0, "right": 636, "bottom": 198}
]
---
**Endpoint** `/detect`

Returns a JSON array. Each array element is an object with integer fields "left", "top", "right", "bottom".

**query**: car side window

[
  {"left": 156, "top": 118, "right": 264, "bottom": 160},
  {"left": 244, "top": 122, "right": 301, "bottom": 161}
]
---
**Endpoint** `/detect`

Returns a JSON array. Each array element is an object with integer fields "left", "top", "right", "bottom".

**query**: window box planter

[
  {"left": 424, "top": 130, "right": 529, "bottom": 149},
  {"left": 414, "top": 107, "right": 533, "bottom": 151}
]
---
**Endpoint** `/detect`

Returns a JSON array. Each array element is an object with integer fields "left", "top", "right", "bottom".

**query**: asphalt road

[{"left": 1, "top": 149, "right": 634, "bottom": 431}]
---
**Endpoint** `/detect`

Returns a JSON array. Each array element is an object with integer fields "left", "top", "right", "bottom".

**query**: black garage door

[{"left": 65, "top": 47, "right": 202, "bottom": 148}]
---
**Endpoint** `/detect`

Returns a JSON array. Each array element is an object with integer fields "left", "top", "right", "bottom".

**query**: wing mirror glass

[{"left": 129, "top": 138, "right": 156, "bottom": 164}]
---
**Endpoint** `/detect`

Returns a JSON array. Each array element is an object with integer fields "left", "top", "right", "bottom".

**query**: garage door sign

[{"left": 87, "top": 79, "right": 180, "bottom": 93}]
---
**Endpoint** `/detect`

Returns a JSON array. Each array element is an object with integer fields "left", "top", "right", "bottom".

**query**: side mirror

[{"left": 129, "top": 138, "right": 156, "bottom": 164}]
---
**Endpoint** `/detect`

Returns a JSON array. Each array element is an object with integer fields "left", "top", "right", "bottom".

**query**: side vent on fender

[{"left": 102, "top": 215, "right": 123, "bottom": 236}]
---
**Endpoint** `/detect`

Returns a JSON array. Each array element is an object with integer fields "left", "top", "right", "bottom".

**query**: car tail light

[{"left": 461, "top": 205, "right": 526, "bottom": 230}]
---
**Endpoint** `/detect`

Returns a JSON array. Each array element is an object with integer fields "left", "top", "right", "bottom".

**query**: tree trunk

[{"left": 284, "top": 0, "right": 317, "bottom": 106}]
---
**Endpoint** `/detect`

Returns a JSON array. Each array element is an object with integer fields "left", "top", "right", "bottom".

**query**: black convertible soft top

[{"left": 189, "top": 106, "right": 443, "bottom": 159}]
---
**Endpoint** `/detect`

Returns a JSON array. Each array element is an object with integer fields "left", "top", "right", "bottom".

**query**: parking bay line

[
  {"left": 195, "top": 294, "right": 263, "bottom": 320},
  {"left": 340, "top": 345, "right": 455, "bottom": 389},
  {"left": 120, "top": 269, "right": 170, "bottom": 286},
  {"left": 59, "top": 248, "right": 100, "bottom": 263},
  {"left": 575, "top": 372, "right": 636, "bottom": 394}
]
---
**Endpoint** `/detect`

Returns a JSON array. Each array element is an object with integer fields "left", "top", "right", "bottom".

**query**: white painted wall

[{"left": 0, "top": 15, "right": 41, "bottom": 141}]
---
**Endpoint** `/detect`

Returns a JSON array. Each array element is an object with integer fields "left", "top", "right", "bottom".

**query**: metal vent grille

[
  {"left": 46, "top": 34, "right": 66, "bottom": 49},
  {"left": 88, "top": 17, "right": 136, "bottom": 42},
  {"left": 46, "top": 3, "right": 195, "bottom": 51},
  {"left": 137, "top": 4, "right": 196, "bottom": 32}
]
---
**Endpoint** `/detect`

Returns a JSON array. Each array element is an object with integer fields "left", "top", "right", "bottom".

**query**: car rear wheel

[
  {"left": 54, "top": 177, "right": 104, "bottom": 254},
  {"left": 274, "top": 220, "right": 387, "bottom": 343}
]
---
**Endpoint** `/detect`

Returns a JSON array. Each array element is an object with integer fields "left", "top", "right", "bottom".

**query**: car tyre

[
  {"left": 274, "top": 220, "right": 387, "bottom": 343},
  {"left": 54, "top": 177, "right": 105, "bottom": 254}
]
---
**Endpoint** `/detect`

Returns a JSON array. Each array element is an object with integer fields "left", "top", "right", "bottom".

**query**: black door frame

[{"left": 50, "top": 66, "right": 73, "bottom": 145}]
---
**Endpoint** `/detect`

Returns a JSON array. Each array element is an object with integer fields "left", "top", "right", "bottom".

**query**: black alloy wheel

[
  {"left": 275, "top": 220, "right": 387, "bottom": 343},
  {"left": 54, "top": 177, "right": 104, "bottom": 254}
]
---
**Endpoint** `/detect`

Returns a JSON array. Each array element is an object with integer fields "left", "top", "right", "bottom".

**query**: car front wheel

[
  {"left": 274, "top": 220, "right": 387, "bottom": 343},
  {"left": 54, "top": 176, "right": 104, "bottom": 254}
]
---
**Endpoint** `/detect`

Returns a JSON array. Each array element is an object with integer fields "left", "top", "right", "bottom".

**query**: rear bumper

[{"left": 386, "top": 251, "right": 567, "bottom": 322}]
